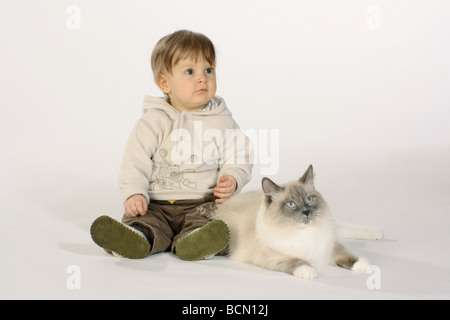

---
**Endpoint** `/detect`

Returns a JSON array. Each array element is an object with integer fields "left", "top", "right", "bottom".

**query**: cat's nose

[{"left": 302, "top": 210, "right": 310, "bottom": 217}]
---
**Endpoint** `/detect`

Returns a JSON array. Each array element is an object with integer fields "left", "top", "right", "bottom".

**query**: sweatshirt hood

[{"left": 142, "top": 95, "right": 231, "bottom": 117}]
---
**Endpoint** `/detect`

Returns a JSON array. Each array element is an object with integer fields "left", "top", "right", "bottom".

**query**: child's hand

[
  {"left": 124, "top": 194, "right": 148, "bottom": 218},
  {"left": 214, "top": 175, "right": 237, "bottom": 204}
]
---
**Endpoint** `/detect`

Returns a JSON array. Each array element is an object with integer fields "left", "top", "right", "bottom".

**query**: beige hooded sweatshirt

[{"left": 119, "top": 96, "right": 253, "bottom": 204}]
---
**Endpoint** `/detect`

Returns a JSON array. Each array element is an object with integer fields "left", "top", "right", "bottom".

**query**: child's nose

[{"left": 197, "top": 74, "right": 206, "bottom": 83}]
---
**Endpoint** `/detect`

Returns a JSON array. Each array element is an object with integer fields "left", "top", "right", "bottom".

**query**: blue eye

[
  {"left": 205, "top": 67, "right": 214, "bottom": 74},
  {"left": 305, "top": 196, "right": 314, "bottom": 204},
  {"left": 286, "top": 201, "right": 297, "bottom": 209},
  {"left": 185, "top": 69, "right": 194, "bottom": 75}
]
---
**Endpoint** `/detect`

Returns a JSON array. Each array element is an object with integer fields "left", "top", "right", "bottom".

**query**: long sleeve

[
  {"left": 118, "top": 119, "right": 159, "bottom": 204},
  {"left": 217, "top": 121, "right": 253, "bottom": 194}
]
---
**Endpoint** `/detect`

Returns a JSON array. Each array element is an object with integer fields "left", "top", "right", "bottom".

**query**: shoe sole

[
  {"left": 175, "top": 220, "right": 230, "bottom": 261},
  {"left": 90, "top": 215, "right": 150, "bottom": 259}
]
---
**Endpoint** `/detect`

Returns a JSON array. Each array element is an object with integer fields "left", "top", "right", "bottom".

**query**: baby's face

[{"left": 162, "top": 58, "right": 216, "bottom": 112}]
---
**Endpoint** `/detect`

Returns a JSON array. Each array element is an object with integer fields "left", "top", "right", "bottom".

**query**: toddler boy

[{"left": 90, "top": 30, "right": 252, "bottom": 260}]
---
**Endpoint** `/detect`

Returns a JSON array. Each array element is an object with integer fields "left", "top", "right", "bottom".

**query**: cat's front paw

[
  {"left": 352, "top": 257, "right": 370, "bottom": 272},
  {"left": 293, "top": 265, "right": 317, "bottom": 279}
]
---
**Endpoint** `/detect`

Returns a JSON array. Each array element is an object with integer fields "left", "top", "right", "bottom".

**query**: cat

[{"left": 213, "top": 165, "right": 382, "bottom": 279}]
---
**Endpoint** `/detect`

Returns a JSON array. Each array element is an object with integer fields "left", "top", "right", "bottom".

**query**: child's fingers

[
  {"left": 217, "top": 179, "right": 235, "bottom": 190},
  {"left": 219, "top": 175, "right": 236, "bottom": 188},
  {"left": 214, "top": 186, "right": 233, "bottom": 197},
  {"left": 214, "top": 188, "right": 233, "bottom": 199},
  {"left": 142, "top": 201, "right": 148, "bottom": 215},
  {"left": 215, "top": 185, "right": 232, "bottom": 192},
  {"left": 125, "top": 205, "right": 137, "bottom": 218},
  {"left": 124, "top": 200, "right": 144, "bottom": 217},
  {"left": 215, "top": 175, "right": 237, "bottom": 202},
  {"left": 136, "top": 200, "right": 147, "bottom": 216},
  {"left": 217, "top": 180, "right": 231, "bottom": 188}
]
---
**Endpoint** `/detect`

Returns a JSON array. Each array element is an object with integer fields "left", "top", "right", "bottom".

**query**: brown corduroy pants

[{"left": 121, "top": 196, "right": 216, "bottom": 256}]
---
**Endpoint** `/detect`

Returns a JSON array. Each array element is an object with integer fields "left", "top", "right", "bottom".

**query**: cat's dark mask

[{"left": 261, "top": 165, "right": 325, "bottom": 224}]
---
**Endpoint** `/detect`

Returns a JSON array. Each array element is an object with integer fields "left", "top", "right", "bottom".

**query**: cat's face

[{"left": 261, "top": 165, "right": 330, "bottom": 227}]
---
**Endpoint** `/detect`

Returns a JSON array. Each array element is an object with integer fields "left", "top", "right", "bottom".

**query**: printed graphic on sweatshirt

[{"left": 153, "top": 149, "right": 198, "bottom": 191}]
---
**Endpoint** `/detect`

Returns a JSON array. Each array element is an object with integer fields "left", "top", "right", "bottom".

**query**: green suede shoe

[
  {"left": 175, "top": 220, "right": 230, "bottom": 261},
  {"left": 90, "top": 215, "right": 150, "bottom": 259}
]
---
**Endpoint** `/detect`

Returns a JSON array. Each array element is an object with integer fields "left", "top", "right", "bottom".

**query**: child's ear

[{"left": 157, "top": 74, "right": 170, "bottom": 94}]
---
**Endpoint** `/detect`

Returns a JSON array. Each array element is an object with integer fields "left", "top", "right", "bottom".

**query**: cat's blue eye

[
  {"left": 286, "top": 201, "right": 297, "bottom": 209},
  {"left": 305, "top": 196, "right": 314, "bottom": 204},
  {"left": 185, "top": 69, "right": 194, "bottom": 75}
]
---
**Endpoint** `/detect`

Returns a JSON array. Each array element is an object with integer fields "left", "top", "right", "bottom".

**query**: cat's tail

[{"left": 336, "top": 222, "right": 383, "bottom": 240}]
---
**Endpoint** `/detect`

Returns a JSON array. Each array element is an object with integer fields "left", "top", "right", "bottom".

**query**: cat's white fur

[
  {"left": 215, "top": 191, "right": 336, "bottom": 271},
  {"left": 214, "top": 166, "right": 382, "bottom": 279},
  {"left": 255, "top": 196, "right": 335, "bottom": 269},
  {"left": 351, "top": 257, "right": 371, "bottom": 272}
]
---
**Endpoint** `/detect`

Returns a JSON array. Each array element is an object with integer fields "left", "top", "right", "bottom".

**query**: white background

[{"left": 1, "top": 0, "right": 449, "bottom": 300}]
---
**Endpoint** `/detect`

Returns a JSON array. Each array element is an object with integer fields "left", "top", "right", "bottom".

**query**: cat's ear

[
  {"left": 299, "top": 164, "right": 315, "bottom": 185},
  {"left": 262, "top": 178, "right": 283, "bottom": 202}
]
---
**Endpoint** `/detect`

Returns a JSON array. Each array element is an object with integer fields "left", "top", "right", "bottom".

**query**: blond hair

[{"left": 151, "top": 30, "right": 216, "bottom": 84}]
